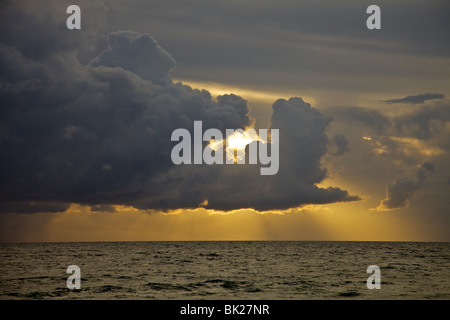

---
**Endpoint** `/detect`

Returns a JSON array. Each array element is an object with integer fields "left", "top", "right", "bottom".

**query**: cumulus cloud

[
  {"left": 375, "top": 161, "right": 435, "bottom": 211},
  {"left": 0, "top": 2, "right": 357, "bottom": 213},
  {"left": 381, "top": 93, "right": 445, "bottom": 105},
  {"left": 329, "top": 101, "right": 449, "bottom": 213},
  {"left": 106, "top": 97, "right": 360, "bottom": 212}
]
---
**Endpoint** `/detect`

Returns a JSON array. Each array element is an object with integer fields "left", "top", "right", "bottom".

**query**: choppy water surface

[{"left": 0, "top": 241, "right": 448, "bottom": 299}]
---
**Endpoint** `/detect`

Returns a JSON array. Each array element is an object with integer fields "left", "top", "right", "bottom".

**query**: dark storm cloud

[
  {"left": 0, "top": 1, "right": 357, "bottom": 213},
  {"left": 381, "top": 93, "right": 445, "bottom": 105},
  {"left": 142, "top": 97, "right": 359, "bottom": 211},
  {"left": 0, "top": 28, "right": 252, "bottom": 210},
  {"left": 0, "top": 202, "right": 70, "bottom": 214}
]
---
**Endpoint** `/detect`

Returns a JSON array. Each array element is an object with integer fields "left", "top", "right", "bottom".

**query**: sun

[{"left": 207, "top": 128, "right": 265, "bottom": 163}]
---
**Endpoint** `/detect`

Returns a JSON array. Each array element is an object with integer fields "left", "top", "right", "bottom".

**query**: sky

[{"left": 0, "top": 0, "right": 449, "bottom": 242}]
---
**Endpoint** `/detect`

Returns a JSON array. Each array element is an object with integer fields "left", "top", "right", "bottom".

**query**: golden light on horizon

[{"left": 0, "top": 202, "right": 428, "bottom": 242}]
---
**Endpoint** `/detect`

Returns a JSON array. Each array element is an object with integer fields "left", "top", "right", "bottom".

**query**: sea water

[{"left": 0, "top": 241, "right": 448, "bottom": 300}]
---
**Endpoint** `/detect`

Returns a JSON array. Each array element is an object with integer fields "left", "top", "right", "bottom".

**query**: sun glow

[{"left": 208, "top": 128, "right": 265, "bottom": 163}]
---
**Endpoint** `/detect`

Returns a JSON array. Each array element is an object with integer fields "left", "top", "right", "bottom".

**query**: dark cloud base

[{"left": 0, "top": 2, "right": 358, "bottom": 214}]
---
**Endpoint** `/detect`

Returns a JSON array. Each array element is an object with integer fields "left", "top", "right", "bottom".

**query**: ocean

[{"left": 0, "top": 241, "right": 449, "bottom": 300}]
